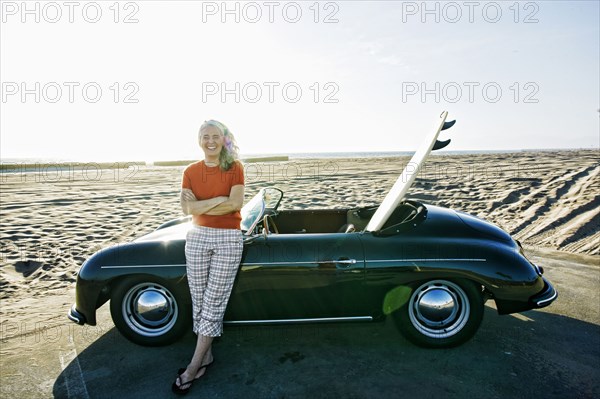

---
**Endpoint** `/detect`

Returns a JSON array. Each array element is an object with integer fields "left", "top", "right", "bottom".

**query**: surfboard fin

[
  {"left": 433, "top": 119, "right": 455, "bottom": 151},
  {"left": 442, "top": 120, "right": 456, "bottom": 130},
  {"left": 432, "top": 139, "right": 451, "bottom": 151}
]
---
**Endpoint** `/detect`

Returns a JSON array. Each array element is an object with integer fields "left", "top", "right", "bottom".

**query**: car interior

[{"left": 258, "top": 201, "right": 426, "bottom": 235}]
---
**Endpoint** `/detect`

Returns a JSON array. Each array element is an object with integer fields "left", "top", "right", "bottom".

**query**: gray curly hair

[{"left": 199, "top": 120, "right": 240, "bottom": 171}]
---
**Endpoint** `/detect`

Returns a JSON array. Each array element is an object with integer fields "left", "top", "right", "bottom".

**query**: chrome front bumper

[
  {"left": 67, "top": 304, "right": 87, "bottom": 325},
  {"left": 531, "top": 277, "right": 558, "bottom": 308}
]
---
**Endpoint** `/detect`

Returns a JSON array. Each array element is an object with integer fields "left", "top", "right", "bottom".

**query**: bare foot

[{"left": 183, "top": 355, "right": 214, "bottom": 381}]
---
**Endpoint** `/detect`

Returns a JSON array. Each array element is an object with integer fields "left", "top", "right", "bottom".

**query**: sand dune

[{"left": 0, "top": 150, "right": 597, "bottom": 314}]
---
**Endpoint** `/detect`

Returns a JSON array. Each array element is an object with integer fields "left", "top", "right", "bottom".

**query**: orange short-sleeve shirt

[{"left": 182, "top": 160, "right": 245, "bottom": 229}]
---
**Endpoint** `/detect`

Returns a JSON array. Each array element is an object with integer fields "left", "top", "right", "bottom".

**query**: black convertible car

[{"left": 68, "top": 113, "right": 557, "bottom": 348}]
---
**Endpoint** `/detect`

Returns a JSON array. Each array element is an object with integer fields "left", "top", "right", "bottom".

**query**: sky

[{"left": 1, "top": 1, "right": 598, "bottom": 162}]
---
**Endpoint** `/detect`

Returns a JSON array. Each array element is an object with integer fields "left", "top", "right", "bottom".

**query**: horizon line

[{"left": 1, "top": 147, "right": 598, "bottom": 167}]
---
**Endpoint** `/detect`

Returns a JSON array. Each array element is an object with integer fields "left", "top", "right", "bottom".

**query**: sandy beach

[{"left": 0, "top": 150, "right": 598, "bottom": 397}]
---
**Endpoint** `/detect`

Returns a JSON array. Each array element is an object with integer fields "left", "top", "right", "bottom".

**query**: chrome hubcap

[
  {"left": 122, "top": 282, "right": 178, "bottom": 337},
  {"left": 408, "top": 280, "right": 470, "bottom": 339}
]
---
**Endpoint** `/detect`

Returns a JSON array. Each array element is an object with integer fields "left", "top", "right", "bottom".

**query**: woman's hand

[
  {"left": 180, "top": 189, "right": 229, "bottom": 215},
  {"left": 204, "top": 185, "right": 244, "bottom": 215}
]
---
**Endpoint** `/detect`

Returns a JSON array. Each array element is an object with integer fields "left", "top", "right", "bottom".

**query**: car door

[{"left": 224, "top": 232, "right": 366, "bottom": 321}]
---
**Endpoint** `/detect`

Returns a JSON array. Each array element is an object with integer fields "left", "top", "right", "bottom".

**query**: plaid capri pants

[{"left": 185, "top": 226, "right": 243, "bottom": 337}]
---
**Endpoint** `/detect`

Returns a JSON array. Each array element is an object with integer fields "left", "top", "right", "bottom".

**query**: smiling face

[{"left": 199, "top": 125, "right": 224, "bottom": 161}]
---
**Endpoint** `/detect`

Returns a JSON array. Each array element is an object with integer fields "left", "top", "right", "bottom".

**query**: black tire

[
  {"left": 110, "top": 276, "right": 191, "bottom": 346},
  {"left": 393, "top": 279, "right": 484, "bottom": 348}
]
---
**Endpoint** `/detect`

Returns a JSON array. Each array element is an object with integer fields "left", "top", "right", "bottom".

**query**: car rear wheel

[
  {"left": 110, "top": 276, "right": 190, "bottom": 346},
  {"left": 394, "top": 279, "right": 484, "bottom": 348}
]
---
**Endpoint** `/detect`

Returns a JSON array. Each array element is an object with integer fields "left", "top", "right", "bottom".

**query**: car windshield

[{"left": 240, "top": 189, "right": 265, "bottom": 233}]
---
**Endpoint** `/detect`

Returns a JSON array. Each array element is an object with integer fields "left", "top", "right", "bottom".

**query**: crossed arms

[{"left": 180, "top": 185, "right": 244, "bottom": 216}]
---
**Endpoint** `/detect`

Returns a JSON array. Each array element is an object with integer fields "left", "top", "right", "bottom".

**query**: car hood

[
  {"left": 134, "top": 222, "right": 191, "bottom": 243},
  {"left": 413, "top": 204, "right": 513, "bottom": 244},
  {"left": 454, "top": 210, "right": 513, "bottom": 243}
]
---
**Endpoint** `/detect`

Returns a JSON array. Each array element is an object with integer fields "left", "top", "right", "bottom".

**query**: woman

[{"left": 172, "top": 120, "right": 245, "bottom": 395}]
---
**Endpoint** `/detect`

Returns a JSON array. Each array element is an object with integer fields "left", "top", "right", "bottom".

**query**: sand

[{"left": 0, "top": 149, "right": 598, "bottom": 326}]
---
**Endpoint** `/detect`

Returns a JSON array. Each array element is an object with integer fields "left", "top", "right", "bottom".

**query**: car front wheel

[
  {"left": 110, "top": 276, "right": 190, "bottom": 346},
  {"left": 394, "top": 279, "right": 484, "bottom": 348}
]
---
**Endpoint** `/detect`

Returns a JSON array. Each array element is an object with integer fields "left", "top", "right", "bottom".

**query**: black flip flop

[
  {"left": 176, "top": 360, "right": 215, "bottom": 382},
  {"left": 171, "top": 373, "right": 194, "bottom": 396}
]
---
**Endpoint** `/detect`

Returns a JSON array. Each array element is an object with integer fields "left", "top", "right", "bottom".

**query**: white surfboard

[{"left": 365, "top": 111, "right": 450, "bottom": 232}]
